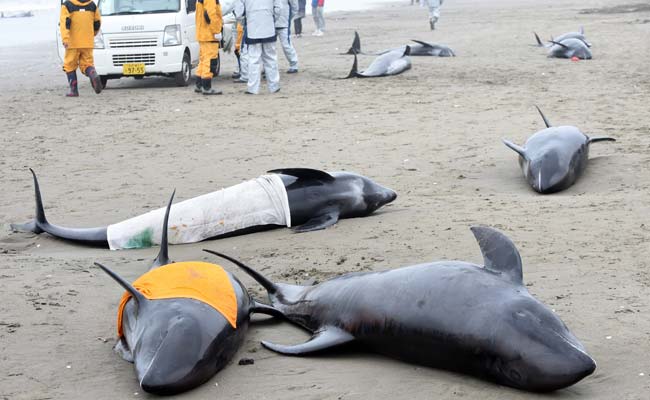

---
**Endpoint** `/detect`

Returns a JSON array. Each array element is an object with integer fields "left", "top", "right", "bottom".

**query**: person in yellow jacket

[
  {"left": 59, "top": 0, "right": 102, "bottom": 97},
  {"left": 194, "top": 0, "right": 223, "bottom": 95}
]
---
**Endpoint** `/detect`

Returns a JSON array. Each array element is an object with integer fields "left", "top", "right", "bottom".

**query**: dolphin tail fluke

[
  {"left": 346, "top": 31, "right": 361, "bottom": 55},
  {"left": 262, "top": 325, "right": 355, "bottom": 355},
  {"left": 502, "top": 139, "right": 528, "bottom": 160},
  {"left": 11, "top": 169, "right": 48, "bottom": 234},
  {"left": 534, "top": 105, "right": 552, "bottom": 128},
  {"left": 150, "top": 190, "right": 175, "bottom": 269},
  {"left": 534, "top": 32, "right": 544, "bottom": 47},
  {"left": 203, "top": 249, "right": 306, "bottom": 305},
  {"left": 95, "top": 262, "right": 147, "bottom": 306},
  {"left": 345, "top": 53, "right": 359, "bottom": 79},
  {"left": 588, "top": 136, "right": 616, "bottom": 144}
]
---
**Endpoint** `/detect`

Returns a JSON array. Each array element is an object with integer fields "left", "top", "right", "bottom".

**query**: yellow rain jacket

[
  {"left": 60, "top": 0, "right": 101, "bottom": 48},
  {"left": 116, "top": 262, "right": 238, "bottom": 337},
  {"left": 196, "top": 0, "right": 223, "bottom": 42},
  {"left": 235, "top": 22, "right": 244, "bottom": 52}
]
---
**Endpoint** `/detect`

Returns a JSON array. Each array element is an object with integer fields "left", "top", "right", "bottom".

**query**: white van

[{"left": 56, "top": 0, "right": 235, "bottom": 88}]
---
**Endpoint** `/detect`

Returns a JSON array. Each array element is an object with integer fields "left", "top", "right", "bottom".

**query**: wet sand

[{"left": 1, "top": 0, "right": 649, "bottom": 399}]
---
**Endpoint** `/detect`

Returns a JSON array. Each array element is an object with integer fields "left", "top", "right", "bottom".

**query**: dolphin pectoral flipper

[
  {"left": 588, "top": 136, "right": 616, "bottom": 144},
  {"left": 262, "top": 326, "right": 355, "bottom": 355},
  {"left": 114, "top": 338, "right": 134, "bottom": 362},
  {"left": 502, "top": 139, "right": 528, "bottom": 160},
  {"left": 292, "top": 209, "right": 340, "bottom": 233},
  {"left": 268, "top": 168, "right": 335, "bottom": 182},
  {"left": 470, "top": 226, "right": 523, "bottom": 285},
  {"left": 251, "top": 301, "right": 285, "bottom": 318}
]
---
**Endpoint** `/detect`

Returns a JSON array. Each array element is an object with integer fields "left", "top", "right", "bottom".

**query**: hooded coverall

[
  {"left": 196, "top": 0, "right": 223, "bottom": 80},
  {"left": 60, "top": 0, "right": 100, "bottom": 75}
]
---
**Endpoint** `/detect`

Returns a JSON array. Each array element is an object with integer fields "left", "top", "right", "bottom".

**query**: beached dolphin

[
  {"left": 96, "top": 191, "right": 280, "bottom": 395},
  {"left": 204, "top": 226, "right": 597, "bottom": 392},
  {"left": 503, "top": 106, "right": 615, "bottom": 194},
  {"left": 547, "top": 38, "right": 592, "bottom": 60},
  {"left": 344, "top": 46, "right": 412, "bottom": 78},
  {"left": 11, "top": 168, "right": 396, "bottom": 249},
  {"left": 345, "top": 31, "right": 454, "bottom": 57},
  {"left": 534, "top": 27, "right": 591, "bottom": 48}
]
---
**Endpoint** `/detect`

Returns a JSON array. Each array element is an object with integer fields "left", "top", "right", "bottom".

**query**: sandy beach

[{"left": 1, "top": 0, "right": 649, "bottom": 399}]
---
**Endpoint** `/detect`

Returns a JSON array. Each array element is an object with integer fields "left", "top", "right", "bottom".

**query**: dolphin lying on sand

[
  {"left": 503, "top": 106, "right": 615, "bottom": 193},
  {"left": 205, "top": 226, "right": 597, "bottom": 392},
  {"left": 344, "top": 46, "right": 412, "bottom": 78},
  {"left": 96, "top": 191, "right": 280, "bottom": 395},
  {"left": 346, "top": 31, "right": 454, "bottom": 57},
  {"left": 533, "top": 27, "right": 591, "bottom": 48},
  {"left": 11, "top": 168, "right": 397, "bottom": 249}
]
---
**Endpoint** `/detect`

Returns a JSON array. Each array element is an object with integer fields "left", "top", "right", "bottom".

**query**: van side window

[{"left": 187, "top": 0, "right": 196, "bottom": 13}]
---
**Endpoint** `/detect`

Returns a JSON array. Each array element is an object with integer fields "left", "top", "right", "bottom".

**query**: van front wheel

[{"left": 174, "top": 52, "right": 191, "bottom": 86}]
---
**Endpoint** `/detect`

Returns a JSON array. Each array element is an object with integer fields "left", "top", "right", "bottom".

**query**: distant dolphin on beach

[
  {"left": 503, "top": 106, "right": 615, "bottom": 193},
  {"left": 345, "top": 31, "right": 454, "bottom": 57},
  {"left": 344, "top": 46, "right": 412, "bottom": 78},
  {"left": 11, "top": 168, "right": 397, "bottom": 249},
  {"left": 533, "top": 27, "right": 591, "bottom": 48}
]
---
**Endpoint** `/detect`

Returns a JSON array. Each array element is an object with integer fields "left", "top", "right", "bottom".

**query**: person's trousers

[
  {"left": 63, "top": 48, "right": 94, "bottom": 73},
  {"left": 276, "top": 28, "right": 298, "bottom": 69},
  {"left": 239, "top": 43, "right": 249, "bottom": 80},
  {"left": 197, "top": 41, "right": 219, "bottom": 79},
  {"left": 247, "top": 41, "right": 279, "bottom": 94},
  {"left": 428, "top": 0, "right": 441, "bottom": 21},
  {"left": 313, "top": 7, "right": 325, "bottom": 31},
  {"left": 294, "top": 17, "right": 303, "bottom": 35}
]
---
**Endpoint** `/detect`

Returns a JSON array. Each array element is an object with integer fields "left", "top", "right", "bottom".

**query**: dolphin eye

[
  {"left": 509, "top": 369, "right": 522, "bottom": 382},
  {"left": 515, "top": 311, "right": 527, "bottom": 318}
]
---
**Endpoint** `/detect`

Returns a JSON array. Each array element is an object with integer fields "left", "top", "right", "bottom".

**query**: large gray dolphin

[
  {"left": 11, "top": 168, "right": 396, "bottom": 248},
  {"left": 204, "top": 226, "right": 597, "bottom": 392},
  {"left": 344, "top": 46, "right": 412, "bottom": 78},
  {"left": 503, "top": 106, "right": 615, "bottom": 194},
  {"left": 96, "top": 191, "right": 279, "bottom": 395},
  {"left": 345, "top": 31, "right": 454, "bottom": 57}
]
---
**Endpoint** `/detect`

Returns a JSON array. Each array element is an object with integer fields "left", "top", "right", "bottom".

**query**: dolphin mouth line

[
  {"left": 550, "top": 330, "right": 595, "bottom": 365},
  {"left": 139, "top": 336, "right": 166, "bottom": 388}
]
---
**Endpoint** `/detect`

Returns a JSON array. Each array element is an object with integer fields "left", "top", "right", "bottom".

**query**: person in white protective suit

[
  {"left": 234, "top": 0, "right": 282, "bottom": 94},
  {"left": 427, "top": 0, "right": 443, "bottom": 30},
  {"left": 276, "top": 0, "right": 299, "bottom": 73}
]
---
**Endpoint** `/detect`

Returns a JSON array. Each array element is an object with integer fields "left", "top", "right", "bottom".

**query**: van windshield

[{"left": 99, "top": 0, "right": 180, "bottom": 16}]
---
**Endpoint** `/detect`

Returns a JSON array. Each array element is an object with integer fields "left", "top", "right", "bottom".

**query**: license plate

[{"left": 122, "top": 63, "right": 145, "bottom": 75}]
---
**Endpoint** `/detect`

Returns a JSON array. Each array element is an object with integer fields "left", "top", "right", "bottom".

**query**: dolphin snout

[
  {"left": 386, "top": 189, "right": 397, "bottom": 203},
  {"left": 528, "top": 346, "right": 596, "bottom": 392}
]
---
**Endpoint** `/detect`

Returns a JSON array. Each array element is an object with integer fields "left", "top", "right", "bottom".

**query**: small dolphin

[
  {"left": 96, "top": 191, "right": 279, "bottom": 395},
  {"left": 503, "top": 106, "right": 615, "bottom": 194},
  {"left": 204, "top": 226, "right": 597, "bottom": 392},
  {"left": 12, "top": 168, "right": 397, "bottom": 248},
  {"left": 547, "top": 38, "right": 592, "bottom": 60},
  {"left": 345, "top": 31, "right": 454, "bottom": 57},
  {"left": 344, "top": 46, "right": 412, "bottom": 78}
]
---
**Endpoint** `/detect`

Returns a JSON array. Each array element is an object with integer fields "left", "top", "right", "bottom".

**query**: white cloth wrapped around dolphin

[
  {"left": 11, "top": 168, "right": 397, "bottom": 250},
  {"left": 107, "top": 175, "right": 290, "bottom": 250}
]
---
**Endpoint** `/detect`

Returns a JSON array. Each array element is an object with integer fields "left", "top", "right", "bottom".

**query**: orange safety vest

[
  {"left": 196, "top": 0, "right": 223, "bottom": 42},
  {"left": 60, "top": 0, "right": 101, "bottom": 48},
  {"left": 116, "top": 262, "right": 238, "bottom": 337}
]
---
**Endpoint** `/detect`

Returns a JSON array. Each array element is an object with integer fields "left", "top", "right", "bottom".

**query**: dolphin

[
  {"left": 11, "top": 168, "right": 397, "bottom": 248},
  {"left": 96, "top": 191, "right": 280, "bottom": 395},
  {"left": 345, "top": 31, "right": 454, "bottom": 57},
  {"left": 533, "top": 28, "right": 591, "bottom": 48},
  {"left": 547, "top": 38, "right": 592, "bottom": 60},
  {"left": 344, "top": 46, "right": 412, "bottom": 78},
  {"left": 503, "top": 106, "right": 615, "bottom": 194},
  {"left": 204, "top": 226, "right": 597, "bottom": 392}
]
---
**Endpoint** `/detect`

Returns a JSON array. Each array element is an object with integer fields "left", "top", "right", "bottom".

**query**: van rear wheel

[{"left": 175, "top": 52, "right": 191, "bottom": 86}]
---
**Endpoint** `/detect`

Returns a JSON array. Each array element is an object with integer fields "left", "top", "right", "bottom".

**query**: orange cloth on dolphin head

[{"left": 116, "top": 262, "right": 238, "bottom": 337}]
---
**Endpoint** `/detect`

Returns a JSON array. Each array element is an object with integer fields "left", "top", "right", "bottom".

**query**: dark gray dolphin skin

[
  {"left": 11, "top": 168, "right": 397, "bottom": 245},
  {"left": 95, "top": 191, "right": 280, "bottom": 395},
  {"left": 204, "top": 226, "right": 597, "bottom": 392},
  {"left": 345, "top": 46, "right": 412, "bottom": 78},
  {"left": 503, "top": 107, "right": 615, "bottom": 194},
  {"left": 345, "top": 31, "right": 454, "bottom": 57}
]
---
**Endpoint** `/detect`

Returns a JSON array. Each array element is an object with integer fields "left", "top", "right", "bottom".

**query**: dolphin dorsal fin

[
  {"left": 95, "top": 262, "right": 147, "bottom": 305},
  {"left": 268, "top": 168, "right": 335, "bottom": 182},
  {"left": 347, "top": 31, "right": 361, "bottom": 55},
  {"left": 502, "top": 139, "right": 528, "bottom": 160},
  {"left": 470, "top": 226, "right": 523, "bottom": 286},
  {"left": 411, "top": 39, "right": 434, "bottom": 48},
  {"left": 535, "top": 105, "right": 552, "bottom": 128},
  {"left": 403, "top": 45, "right": 411, "bottom": 57},
  {"left": 151, "top": 190, "right": 175, "bottom": 269},
  {"left": 534, "top": 32, "right": 544, "bottom": 47}
]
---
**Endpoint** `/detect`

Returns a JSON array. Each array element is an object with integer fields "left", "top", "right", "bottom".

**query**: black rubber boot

[
  {"left": 65, "top": 71, "right": 79, "bottom": 97},
  {"left": 194, "top": 77, "right": 202, "bottom": 93},
  {"left": 85, "top": 66, "right": 102, "bottom": 94},
  {"left": 201, "top": 78, "right": 222, "bottom": 95}
]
